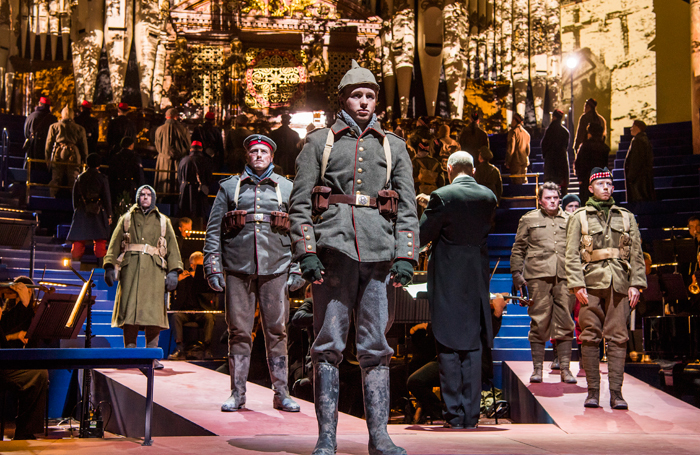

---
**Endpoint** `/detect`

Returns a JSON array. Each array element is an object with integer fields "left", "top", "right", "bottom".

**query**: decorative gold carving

[
  {"left": 191, "top": 44, "right": 224, "bottom": 106},
  {"left": 244, "top": 48, "right": 307, "bottom": 109},
  {"left": 358, "top": 40, "right": 381, "bottom": 77},
  {"left": 167, "top": 37, "right": 194, "bottom": 106},
  {"left": 307, "top": 41, "right": 328, "bottom": 82}
]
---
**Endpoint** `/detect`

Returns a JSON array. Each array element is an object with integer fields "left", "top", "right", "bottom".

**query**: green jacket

[
  {"left": 289, "top": 117, "right": 419, "bottom": 264},
  {"left": 104, "top": 206, "right": 183, "bottom": 329},
  {"left": 511, "top": 208, "right": 569, "bottom": 280},
  {"left": 565, "top": 205, "right": 646, "bottom": 294}
]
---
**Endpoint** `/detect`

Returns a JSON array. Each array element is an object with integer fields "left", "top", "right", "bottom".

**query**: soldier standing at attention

[
  {"left": 204, "top": 134, "right": 305, "bottom": 414},
  {"left": 565, "top": 167, "right": 646, "bottom": 409},
  {"left": 288, "top": 60, "right": 418, "bottom": 455},
  {"left": 103, "top": 185, "right": 182, "bottom": 369},
  {"left": 510, "top": 182, "right": 577, "bottom": 384}
]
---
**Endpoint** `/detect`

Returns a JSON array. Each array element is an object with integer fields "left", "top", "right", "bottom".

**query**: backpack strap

[
  {"left": 123, "top": 207, "right": 133, "bottom": 233},
  {"left": 383, "top": 135, "right": 391, "bottom": 187},
  {"left": 320, "top": 129, "right": 335, "bottom": 181},
  {"left": 233, "top": 175, "right": 284, "bottom": 209},
  {"left": 160, "top": 212, "right": 166, "bottom": 238}
]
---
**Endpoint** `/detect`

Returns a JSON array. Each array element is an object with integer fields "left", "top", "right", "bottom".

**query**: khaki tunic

[
  {"left": 511, "top": 208, "right": 569, "bottom": 280},
  {"left": 104, "top": 206, "right": 183, "bottom": 329},
  {"left": 511, "top": 208, "right": 574, "bottom": 342},
  {"left": 506, "top": 125, "right": 530, "bottom": 184},
  {"left": 565, "top": 206, "right": 647, "bottom": 294}
]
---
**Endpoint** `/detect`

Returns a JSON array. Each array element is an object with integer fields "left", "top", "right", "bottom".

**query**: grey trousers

[
  {"left": 311, "top": 249, "right": 395, "bottom": 369},
  {"left": 437, "top": 340, "right": 482, "bottom": 428},
  {"left": 527, "top": 277, "right": 576, "bottom": 342},
  {"left": 225, "top": 272, "right": 289, "bottom": 357},
  {"left": 579, "top": 286, "right": 630, "bottom": 345}
]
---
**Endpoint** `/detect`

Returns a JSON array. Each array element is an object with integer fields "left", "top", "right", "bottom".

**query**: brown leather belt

[
  {"left": 590, "top": 247, "right": 620, "bottom": 262},
  {"left": 244, "top": 213, "right": 271, "bottom": 223},
  {"left": 328, "top": 194, "right": 377, "bottom": 208}
]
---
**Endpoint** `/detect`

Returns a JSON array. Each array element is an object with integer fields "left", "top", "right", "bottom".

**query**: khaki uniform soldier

[
  {"left": 45, "top": 107, "right": 89, "bottom": 198},
  {"left": 565, "top": 167, "right": 646, "bottom": 410},
  {"left": 289, "top": 60, "right": 418, "bottom": 455},
  {"left": 506, "top": 113, "right": 530, "bottom": 184},
  {"left": 511, "top": 182, "right": 577, "bottom": 384}
]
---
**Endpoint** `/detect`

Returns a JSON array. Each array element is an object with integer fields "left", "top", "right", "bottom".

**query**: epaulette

[
  {"left": 306, "top": 127, "right": 327, "bottom": 137},
  {"left": 386, "top": 131, "right": 406, "bottom": 142}
]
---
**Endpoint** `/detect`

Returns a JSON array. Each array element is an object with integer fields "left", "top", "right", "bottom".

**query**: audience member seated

[
  {"left": 0, "top": 278, "right": 48, "bottom": 440},
  {"left": 169, "top": 252, "right": 216, "bottom": 360}
]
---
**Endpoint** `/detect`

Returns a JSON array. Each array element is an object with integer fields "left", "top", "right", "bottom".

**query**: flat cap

[{"left": 118, "top": 102, "right": 129, "bottom": 111}]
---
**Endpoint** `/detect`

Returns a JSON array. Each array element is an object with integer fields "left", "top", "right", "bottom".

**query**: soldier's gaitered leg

[
  {"left": 145, "top": 326, "right": 164, "bottom": 369},
  {"left": 122, "top": 324, "right": 139, "bottom": 348},
  {"left": 310, "top": 250, "right": 358, "bottom": 454},
  {"left": 256, "top": 273, "right": 299, "bottom": 411},
  {"left": 579, "top": 288, "right": 606, "bottom": 407},
  {"left": 527, "top": 278, "right": 554, "bottom": 382},
  {"left": 551, "top": 279, "right": 577, "bottom": 383},
  {"left": 601, "top": 288, "right": 631, "bottom": 409},
  {"left": 222, "top": 273, "right": 257, "bottom": 411},
  {"left": 355, "top": 261, "right": 405, "bottom": 455},
  {"left": 49, "top": 165, "right": 64, "bottom": 198}
]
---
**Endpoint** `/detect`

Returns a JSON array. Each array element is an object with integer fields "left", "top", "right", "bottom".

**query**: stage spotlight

[{"left": 566, "top": 56, "right": 579, "bottom": 69}]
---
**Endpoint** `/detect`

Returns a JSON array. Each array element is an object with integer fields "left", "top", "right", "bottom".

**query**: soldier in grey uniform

[
  {"left": 565, "top": 167, "right": 646, "bottom": 409},
  {"left": 511, "top": 182, "right": 577, "bottom": 384},
  {"left": 204, "top": 134, "right": 304, "bottom": 413},
  {"left": 288, "top": 60, "right": 418, "bottom": 455}
]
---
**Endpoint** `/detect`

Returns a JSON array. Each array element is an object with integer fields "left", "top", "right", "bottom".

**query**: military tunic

[
  {"left": 510, "top": 208, "right": 575, "bottom": 342},
  {"left": 104, "top": 206, "right": 183, "bottom": 330},
  {"left": 204, "top": 171, "right": 295, "bottom": 357},
  {"left": 45, "top": 119, "right": 89, "bottom": 198},
  {"left": 506, "top": 124, "right": 530, "bottom": 184},
  {"left": 565, "top": 205, "right": 647, "bottom": 344},
  {"left": 288, "top": 117, "right": 419, "bottom": 368}
]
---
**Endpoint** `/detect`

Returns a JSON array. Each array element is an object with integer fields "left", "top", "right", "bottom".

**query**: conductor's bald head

[{"left": 446, "top": 151, "right": 474, "bottom": 183}]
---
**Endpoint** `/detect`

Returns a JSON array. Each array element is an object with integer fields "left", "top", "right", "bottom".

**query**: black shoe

[{"left": 154, "top": 359, "right": 165, "bottom": 370}]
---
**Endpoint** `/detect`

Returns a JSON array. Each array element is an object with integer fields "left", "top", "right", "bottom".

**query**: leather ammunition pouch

[
  {"left": 223, "top": 209, "right": 247, "bottom": 233},
  {"left": 377, "top": 189, "right": 399, "bottom": 218},
  {"left": 270, "top": 211, "right": 291, "bottom": 233},
  {"left": 311, "top": 186, "right": 332, "bottom": 215}
]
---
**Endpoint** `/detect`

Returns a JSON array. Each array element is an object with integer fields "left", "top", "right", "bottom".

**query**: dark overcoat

[
  {"left": 269, "top": 124, "right": 301, "bottom": 176},
  {"left": 178, "top": 151, "right": 214, "bottom": 220},
  {"left": 75, "top": 111, "right": 100, "bottom": 155},
  {"left": 67, "top": 168, "right": 112, "bottom": 241},
  {"left": 541, "top": 120, "right": 570, "bottom": 186},
  {"left": 419, "top": 175, "right": 497, "bottom": 351},
  {"left": 23, "top": 105, "right": 56, "bottom": 161},
  {"left": 106, "top": 115, "right": 137, "bottom": 152},
  {"left": 108, "top": 148, "right": 145, "bottom": 202},
  {"left": 192, "top": 122, "right": 225, "bottom": 169},
  {"left": 624, "top": 131, "right": 655, "bottom": 202}
]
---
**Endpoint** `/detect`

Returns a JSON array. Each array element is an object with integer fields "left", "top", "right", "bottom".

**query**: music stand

[
  {"left": 659, "top": 273, "right": 689, "bottom": 301},
  {"left": 26, "top": 291, "right": 93, "bottom": 341}
]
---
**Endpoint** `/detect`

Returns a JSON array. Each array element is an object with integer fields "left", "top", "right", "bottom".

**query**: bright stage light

[{"left": 566, "top": 56, "right": 579, "bottom": 69}]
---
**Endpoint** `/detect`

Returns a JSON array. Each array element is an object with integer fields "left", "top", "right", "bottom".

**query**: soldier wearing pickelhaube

[
  {"left": 288, "top": 60, "right": 418, "bottom": 455},
  {"left": 565, "top": 167, "right": 646, "bottom": 410},
  {"left": 203, "top": 134, "right": 305, "bottom": 414}
]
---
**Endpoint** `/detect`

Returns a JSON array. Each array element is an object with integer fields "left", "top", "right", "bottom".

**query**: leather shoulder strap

[
  {"left": 383, "top": 135, "right": 391, "bottom": 187},
  {"left": 233, "top": 176, "right": 242, "bottom": 207},
  {"left": 160, "top": 213, "right": 167, "bottom": 238},
  {"left": 123, "top": 209, "right": 132, "bottom": 233},
  {"left": 320, "top": 129, "right": 335, "bottom": 181},
  {"left": 579, "top": 210, "right": 589, "bottom": 236}
]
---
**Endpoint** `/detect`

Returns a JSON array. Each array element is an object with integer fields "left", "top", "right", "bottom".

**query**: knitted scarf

[{"left": 586, "top": 196, "right": 616, "bottom": 218}]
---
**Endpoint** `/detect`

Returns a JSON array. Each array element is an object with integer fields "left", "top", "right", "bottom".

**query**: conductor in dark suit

[{"left": 418, "top": 151, "right": 497, "bottom": 429}]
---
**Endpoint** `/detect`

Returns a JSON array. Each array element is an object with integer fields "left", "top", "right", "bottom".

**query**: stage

[{"left": 3, "top": 361, "right": 700, "bottom": 454}]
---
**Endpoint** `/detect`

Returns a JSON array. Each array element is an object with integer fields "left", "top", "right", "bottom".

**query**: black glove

[
  {"left": 207, "top": 273, "right": 226, "bottom": 292},
  {"left": 165, "top": 270, "right": 179, "bottom": 292},
  {"left": 390, "top": 260, "right": 414, "bottom": 286},
  {"left": 104, "top": 266, "right": 116, "bottom": 287},
  {"left": 512, "top": 271, "right": 527, "bottom": 289},
  {"left": 300, "top": 253, "right": 325, "bottom": 283}
]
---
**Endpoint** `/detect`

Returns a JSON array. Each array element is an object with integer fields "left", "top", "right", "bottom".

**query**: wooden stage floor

[{"left": 3, "top": 360, "right": 700, "bottom": 454}]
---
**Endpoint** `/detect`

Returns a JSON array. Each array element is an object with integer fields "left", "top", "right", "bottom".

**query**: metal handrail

[
  {"left": 1, "top": 128, "right": 8, "bottom": 190},
  {"left": 501, "top": 172, "right": 541, "bottom": 207}
]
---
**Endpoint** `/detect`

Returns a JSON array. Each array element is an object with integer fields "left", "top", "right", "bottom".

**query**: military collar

[
  {"left": 330, "top": 118, "right": 386, "bottom": 138},
  {"left": 582, "top": 204, "right": 623, "bottom": 214},
  {"left": 540, "top": 207, "right": 566, "bottom": 219},
  {"left": 239, "top": 172, "right": 280, "bottom": 186}
]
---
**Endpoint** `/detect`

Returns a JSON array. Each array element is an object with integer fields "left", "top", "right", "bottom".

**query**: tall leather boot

[
  {"left": 607, "top": 342, "right": 628, "bottom": 410},
  {"left": 361, "top": 366, "right": 406, "bottom": 455},
  {"left": 530, "top": 342, "right": 545, "bottom": 383},
  {"left": 556, "top": 340, "right": 577, "bottom": 384},
  {"left": 312, "top": 363, "right": 340, "bottom": 455},
  {"left": 221, "top": 355, "right": 250, "bottom": 412},
  {"left": 268, "top": 355, "right": 300, "bottom": 412},
  {"left": 581, "top": 343, "right": 601, "bottom": 408},
  {"left": 550, "top": 343, "right": 560, "bottom": 370}
]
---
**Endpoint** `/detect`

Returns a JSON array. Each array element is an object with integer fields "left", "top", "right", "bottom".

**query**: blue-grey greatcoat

[
  {"left": 204, "top": 172, "right": 294, "bottom": 275},
  {"left": 288, "top": 118, "right": 418, "bottom": 263}
]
